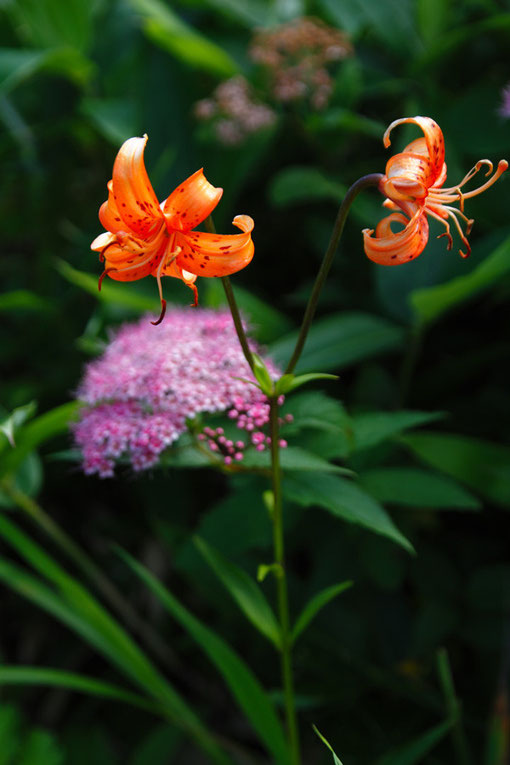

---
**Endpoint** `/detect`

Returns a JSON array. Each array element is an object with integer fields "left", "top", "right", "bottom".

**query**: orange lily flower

[
  {"left": 91, "top": 135, "right": 254, "bottom": 324},
  {"left": 363, "top": 116, "right": 508, "bottom": 265}
]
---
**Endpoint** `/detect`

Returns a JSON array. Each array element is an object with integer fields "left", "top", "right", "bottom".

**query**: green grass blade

[
  {"left": 0, "top": 666, "right": 163, "bottom": 714},
  {"left": 0, "top": 517, "right": 228, "bottom": 764},
  {"left": 117, "top": 547, "right": 291, "bottom": 765}
]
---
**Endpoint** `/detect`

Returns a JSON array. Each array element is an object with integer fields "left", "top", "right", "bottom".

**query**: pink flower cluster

[{"left": 72, "top": 308, "right": 286, "bottom": 477}]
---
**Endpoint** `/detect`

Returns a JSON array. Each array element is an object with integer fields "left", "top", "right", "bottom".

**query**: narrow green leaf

[
  {"left": 291, "top": 582, "right": 353, "bottom": 644},
  {"left": 284, "top": 472, "right": 414, "bottom": 552},
  {"left": 0, "top": 290, "right": 52, "bottom": 314},
  {"left": 56, "top": 259, "right": 157, "bottom": 312},
  {"left": 251, "top": 354, "right": 274, "bottom": 395},
  {"left": 0, "top": 402, "right": 80, "bottom": 479},
  {"left": 117, "top": 548, "right": 291, "bottom": 765},
  {"left": 0, "top": 666, "right": 161, "bottom": 715},
  {"left": 358, "top": 468, "right": 481, "bottom": 510},
  {"left": 411, "top": 235, "right": 510, "bottom": 325},
  {"left": 127, "top": 0, "right": 237, "bottom": 76},
  {"left": 281, "top": 373, "right": 339, "bottom": 394},
  {"left": 401, "top": 432, "right": 510, "bottom": 507},
  {"left": 270, "top": 312, "right": 404, "bottom": 373},
  {"left": 313, "top": 726, "right": 344, "bottom": 765},
  {"left": 0, "top": 401, "right": 37, "bottom": 448},
  {"left": 375, "top": 720, "right": 452, "bottom": 765},
  {"left": 194, "top": 537, "right": 281, "bottom": 649},
  {"left": 352, "top": 410, "right": 444, "bottom": 451}
]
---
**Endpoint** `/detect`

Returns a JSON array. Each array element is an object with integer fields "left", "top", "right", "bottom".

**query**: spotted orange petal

[
  {"left": 382, "top": 117, "right": 445, "bottom": 202},
  {"left": 175, "top": 215, "right": 254, "bottom": 277},
  {"left": 95, "top": 228, "right": 169, "bottom": 282},
  {"left": 162, "top": 168, "right": 223, "bottom": 232},
  {"left": 107, "top": 135, "right": 164, "bottom": 240},
  {"left": 362, "top": 207, "right": 429, "bottom": 265}
]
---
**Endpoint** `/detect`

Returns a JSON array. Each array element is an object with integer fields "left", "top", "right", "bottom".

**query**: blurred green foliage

[{"left": 1, "top": 0, "right": 510, "bottom": 762}]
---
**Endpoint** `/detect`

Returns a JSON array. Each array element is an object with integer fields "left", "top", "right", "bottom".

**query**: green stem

[
  {"left": 285, "top": 173, "right": 383, "bottom": 375},
  {"left": 269, "top": 398, "right": 300, "bottom": 765},
  {"left": 203, "top": 215, "right": 255, "bottom": 372},
  {"left": 221, "top": 276, "right": 255, "bottom": 373},
  {"left": 437, "top": 648, "right": 473, "bottom": 765},
  {"left": 0, "top": 479, "right": 177, "bottom": 670}
]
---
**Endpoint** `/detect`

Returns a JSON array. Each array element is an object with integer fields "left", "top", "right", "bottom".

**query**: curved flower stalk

[
  {"left": 91, "top": 135, "right": 254, "bottom": 324},
  {"left": 363, "top": 116, "right": 508, "bottom": 264},
  {"left": 73, "top": 308, "right": 289, "bottom": 477}
]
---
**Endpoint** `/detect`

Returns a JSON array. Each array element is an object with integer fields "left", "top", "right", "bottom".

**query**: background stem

[{"left": 285, "top": 173, "right": 383, "bottom": 375}]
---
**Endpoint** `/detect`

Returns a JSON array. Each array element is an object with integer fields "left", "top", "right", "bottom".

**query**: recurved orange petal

[
  {"left": 110, "top": 135, "right": 164, "bottom": 239},
  {"left": 383, "top": 116, "right": 444, "bottom": 188},
  {"left": 97, "top": 228, "right": 169, "bottom": 282},
  {"left": 175, "top": 215, "right": 254, "bottom": 277},
  {"left": 162, "top": 168, "right": 223, "bottom": 232},
  {"left": 362, "top": 208, "right": 429, "bottom": 265}
]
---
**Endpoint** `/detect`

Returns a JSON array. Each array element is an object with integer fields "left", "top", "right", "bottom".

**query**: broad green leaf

[
  {"left": 318, "top": 0, "right": 419, "bottom": 53},
  {"left": 0, "top": 47, "right": 93, "bottom": 93},
  {"left": 411, "top": 235, "right": 510, "bottom": 325},
  {"left": 351, "top": 410, "right": 443, "bottom": 451},
  {"left": 0, "top": 402, "right": 80, "bottom": 480},
  {"left": 283, "top": 472, "right": 414, "bottom": 552},
  {"left": 81, "top": 97, "right": 137, "bottom": 145},
  {"left": 291, "top": 582, "right": 353, "bottom": 644},
  {"left": 18, "top": 729, "right": 63, "bottom": 765},
  {"left": 203, "top": 280, "right": 294, "bottom": 344},
  {"left": 0, "top": 290, "right": 52, "bottom": 313},
  {"left": 127, "top": 0, "right": 237, "bottom": 76},
  {"left": 270, "top": 166, "right": 346, "bottom": 207},
  {"left": 117, "top": 548, "right": 291, "bottom": 765},
  {"left": 194, "top": 537, "right": 281, "bottom": 648},
  {"left": 417, "top": 0, "right": 450, "bottom": 46},
  {"left": 56, "top": 259, "right": 158, "bottom": 312},
  {"left": 0, "top": 401, "right": 37, "bottom": 448},
  {"left": 270, "top": 312, "right": 404, "bottom": 373},
  {"left": 358, "top": 468, "right": 480, "bottom": 510},
  {"left": 0, "top": 518, "right": 227, "bottom": 763},
  {"left": 375, "top": 720, "right": 451, "bottom": 765},
  {"left": 282, "top": 391, "right": 351, "bottom": 435},
  {"left": 0, "top": 666, "right": 161, "bottom": 715},
  {"left": 6, "top": 0, "right": 95, "bottom": 52},
  {"left": 199, "top": 0, "right": 270, "bottom": 27},
  {"left": 241, "top": 446, "right": 352, "bottom": 475},
  {"left": 400, "top": 432, "right": 510, "bottom": 508},
  {"left": 313, "top": 726, "right": 344, "bottom": 765}
]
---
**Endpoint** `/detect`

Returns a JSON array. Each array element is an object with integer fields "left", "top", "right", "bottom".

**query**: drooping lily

[
  {"left": 362, "top": 116, "right": 508, "bottom": 265},
  {"left": 91, "top": 135, "right": 254, "bottom": 324}
]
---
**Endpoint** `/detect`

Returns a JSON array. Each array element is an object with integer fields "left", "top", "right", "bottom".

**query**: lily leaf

[
  {"left": 194, "top": 536, "right": 281, "bottom": 648},
  {"left": 291, "top": 581, "right": 353, "bottom": 644}
]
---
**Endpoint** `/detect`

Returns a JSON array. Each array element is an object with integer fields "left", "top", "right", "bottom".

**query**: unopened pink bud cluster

[{"left": 72, "top": 308, "right": 287, "bottom": 477}]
